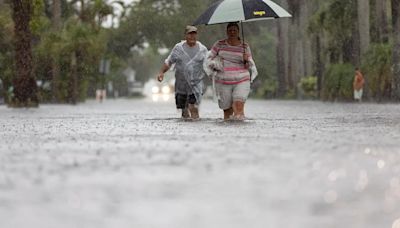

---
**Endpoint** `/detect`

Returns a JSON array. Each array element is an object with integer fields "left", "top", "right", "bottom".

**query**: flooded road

[{"left": 0, "top": 98, "right": 399, "bottom": 228}]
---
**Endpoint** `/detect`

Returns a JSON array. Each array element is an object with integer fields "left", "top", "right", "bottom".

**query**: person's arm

[
  {"left": 157, "top": 64, "right": 170, "bottom": 82},
  {"left": 243, "top": 44, "right": 252, "bottom": 69},
  {"left": 209, "top": 41, "right": 220, "bottom": 59},
  {"left": 353, "top": 76, "right": 357, "bottom": 89},
  {"left": 157, "top": 45, "right": 177, "bottom": 82}
]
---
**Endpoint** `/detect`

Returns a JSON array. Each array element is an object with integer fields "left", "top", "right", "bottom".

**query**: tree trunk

[
  {"left": 276, "top": 20, "right": 287, "bottom": 97},
  {"left": 350, "top": 0, "right": 360, "bottom": 66},
  {"left": 308, "top": 0, "right": 324, "bottom": 98},
  {"left": 51, "top": 0, "right": 62, "bottom": 102},
  {"left": 315, "top": 35, "right": 323, "bottom": 97},
  {"left": 287, "top": 2, "right": 300, "bottom": 91},
  {"left": 69, "top": 52, "right": 78, "bottom": 105},
  {"left": 286, "top": 0, "right": 305, "bottom": 96},
  {"left": 11, "top": 0, "right": 38, "bottom": 107},
  {"left": 301, "top": 1, "right": 313, "bottom": 77},
  {"left": 358, "top": 0, "right": 370, "bottom": 57},
  {"left": 392, "top": 0, "right": 400, "bottom": 100},
  {"left": 376, "top": 0, "right": 389, "bottom": 43}
]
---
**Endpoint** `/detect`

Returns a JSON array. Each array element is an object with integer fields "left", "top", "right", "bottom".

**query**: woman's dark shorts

[{"left": 175, "top": 93, "right": 196, "bottom": 109}]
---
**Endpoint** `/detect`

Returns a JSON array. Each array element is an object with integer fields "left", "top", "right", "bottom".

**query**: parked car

[
  {"left": 151, "top": 83, "right": 173, "bottom": 95},
  {"left": 143, "top": 76, "right": 175, "bottom": 102},
  {"left": 129, "top": 81, "right": 144, "bottom": 96}
]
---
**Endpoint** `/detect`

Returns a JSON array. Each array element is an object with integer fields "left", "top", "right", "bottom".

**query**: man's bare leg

[
  {"left": 223, "top": 107, "right": 233, "bottom": 120},
  {"left": 182, "top": 108, "right": 190, "bottom": 119},
  {"left": 188, "top": 104, "right": 199, "bottom": 119}
]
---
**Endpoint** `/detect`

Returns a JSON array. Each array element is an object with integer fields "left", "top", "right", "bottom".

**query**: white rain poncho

[{"left": 165, "top": 41, "right": 208, "bottom": 105}]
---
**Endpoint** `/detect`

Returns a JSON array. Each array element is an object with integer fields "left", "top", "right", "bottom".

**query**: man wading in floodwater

[{"left": 157, "top": 25, "right": 208, "bottom": 120}]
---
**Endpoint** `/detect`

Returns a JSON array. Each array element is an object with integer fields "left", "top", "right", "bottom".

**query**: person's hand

[
  {"left": 157, "top": 73, "right": 164, "bottom": 82},
  {"left": 243, "top": 53, "right": 249, "bottom": 69},
  {"left": 243, "top": 53, "right": 249, "bottom": 62}
]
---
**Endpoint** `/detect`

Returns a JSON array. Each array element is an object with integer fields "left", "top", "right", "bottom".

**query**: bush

[
  {"left": 362, "top": 43, "right": 392, "bottom": 100},
  {"left": 298, "top": 76, "right": 317, "bottom": 99},
  {"left": 254, "top": 78, "right": 277, "bottom": 99},
  {"left": 322, "top": 64, "right": 354, "bottom": 101}
]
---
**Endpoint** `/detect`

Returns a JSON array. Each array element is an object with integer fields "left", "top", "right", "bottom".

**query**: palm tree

[
  {"left": 286, "top": 0, "right": 301, "bottom": 90},
  {"left": 273, "top": 0, "right": 290, "bottom": 97},
  {"left": 69, "top": 0, "right": 113, "bottom": 26},
  {"left": 357, "top": 0, "right": 370, "bottom": 57},
  {"left": 276, "top": 20, "right": 287, "bottom": 97},
  {"left": 392, "top": 0, "right": 400, "bottom": 100},
  {"left": 11, "top": 0, "right": 38, "bottom": 107},
  {"left": 375, "top": 0, "right": 389, "bottom": 43},
  {"left": 308, "top": 0, "right": 326, "bottom": 97},
  {"left": 51, "top": 0, "right": 62, "bottom": 102}
]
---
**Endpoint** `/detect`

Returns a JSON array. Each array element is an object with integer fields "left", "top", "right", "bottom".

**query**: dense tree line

[
  {"left": 1, "top": 0, "right": 119, "bottom": 106},
  {"left": 288, "top": 0, "right": 400, "bottom": 101},
  {"left": 1, "top": 0, "right": 400, "bottom": 107}
]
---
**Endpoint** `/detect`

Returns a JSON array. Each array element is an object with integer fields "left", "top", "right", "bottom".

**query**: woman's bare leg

[{"left": 233, "top": 101, "right": 245, "bottom": 120}]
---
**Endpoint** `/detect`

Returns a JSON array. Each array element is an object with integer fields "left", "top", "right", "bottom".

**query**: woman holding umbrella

[
  {"left": 206, "top": 22, "right": 257, "bottom": 120},
  {"left": 194, "top": 0, "right": 291, "bottom": 120}
]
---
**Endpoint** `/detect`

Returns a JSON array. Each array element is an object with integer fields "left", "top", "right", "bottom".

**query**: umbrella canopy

[{"left": 193, "top": 0, "right": 291, "bottom": 26}]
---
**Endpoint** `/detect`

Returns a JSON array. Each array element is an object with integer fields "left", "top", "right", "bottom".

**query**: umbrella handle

[
  {"left": 241, "top": 21, "right": 248, "bottom": 65},
  {"left": 241, "top": 21, "right": 245, "bottom": 53}
]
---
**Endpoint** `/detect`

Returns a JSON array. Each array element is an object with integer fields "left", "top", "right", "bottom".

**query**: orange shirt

[{"left": 353, "top": 71, "right": 365, "bottom": 91}]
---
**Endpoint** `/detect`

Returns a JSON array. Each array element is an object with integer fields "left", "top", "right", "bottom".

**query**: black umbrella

[
  {"left": 193, "top": 0, "right": 291, "bottom": 26},
  {"left": 193, "top": 0, "right": 291, "bottom": 51}
]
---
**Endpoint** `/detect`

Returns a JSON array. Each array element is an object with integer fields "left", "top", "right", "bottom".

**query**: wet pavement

[{"left": 0, "top": 98, "right": 400, "bottom": 228}]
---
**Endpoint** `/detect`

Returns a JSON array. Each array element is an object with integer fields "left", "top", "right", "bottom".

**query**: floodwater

[{"left": 0, "top": 98, "right": 399, "bottom": 228}]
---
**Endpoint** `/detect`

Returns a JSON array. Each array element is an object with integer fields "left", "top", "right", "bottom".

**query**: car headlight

[
  {"left": 161, "top": 85, "right": 171, "bottom": 94},
  {"left": 152, "top": 86, "right": 160, "bottom": 94}
]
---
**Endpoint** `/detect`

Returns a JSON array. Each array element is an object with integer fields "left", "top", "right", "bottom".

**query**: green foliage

[
  {"left": 255, "top": 78, "right": 278, "bottom": 99},
  {"left": 0, "top": 4, "right": 14, "bottom": 101},
  {"left": 31, "top": 0, "right": 50, "bottom": 36},
  {"left": 93, "top": 0, "right": 113, "bottom": 19},
  {"left": 298, "top": 76, "right": 318, "bottom": 99},
  {"left": 6, "top": 0, "right": 396, "bottom": 103},
  {"left": 322, "top": 64, "right": 354, "bottom": 101},
  {"left": 29, "top": 0, "right": 116, "bottom": 103},
  {"left": 63, "top": 20, "right": 106, "bottom": 101},
  {"left": 33, "top": 14, "right": 107, "bottom": 102},
  {"left": 248, "top": 27, "right": 277, "bottom": 98},
  {"left": 111, "top": 0, "right": 206, "bottom": 57},
  {"left": 129, "top": 48, "right": 164, "bottom": 83},
  {"left": 308, "top": 0, "right": 356, "bottom": 63},
  {"left": 284, "top": 89, "right": 296, "bottom": 99},
  {"left": 362, "top": 43, "right": 392, "bottom": 100},
  {"left": 103, "top": 54, "right": 128, "bottom": 96}
]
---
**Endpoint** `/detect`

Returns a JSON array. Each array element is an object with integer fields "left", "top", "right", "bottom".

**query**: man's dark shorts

[{"left": 175, "top": 93, "right": 196, "bottom": 109}]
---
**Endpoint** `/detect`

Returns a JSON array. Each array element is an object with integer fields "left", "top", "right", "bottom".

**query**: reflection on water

[{"left": 152, "top": 94, "right": 171, "bottom": 102}]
